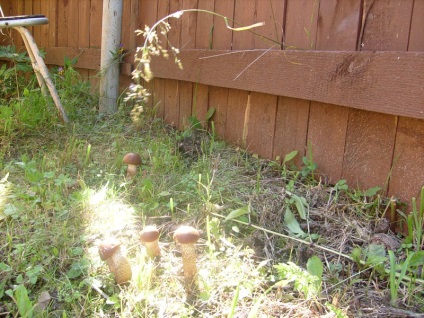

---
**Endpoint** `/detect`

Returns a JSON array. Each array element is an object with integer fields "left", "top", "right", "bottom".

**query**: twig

[{"left": 90, "top": 283, "right": 109, "bottom": 300}]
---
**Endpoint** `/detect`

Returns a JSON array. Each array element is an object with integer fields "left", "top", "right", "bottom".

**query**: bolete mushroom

[
  {"left": 123, "top": 152, "right": 142, "bottom": 179},
  {"left": 98, "top": 238, "right": 132, "bottom": 284},
  {"left": 173, "top": 226, "right": 200, "bottom": 284},
  {"left": 140, "top": 225, "right": 160, "bottom": 258}
]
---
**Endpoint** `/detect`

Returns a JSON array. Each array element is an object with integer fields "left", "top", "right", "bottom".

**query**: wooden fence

[{"left": 1, "top": 0, "right": 423, "bottom": 208}]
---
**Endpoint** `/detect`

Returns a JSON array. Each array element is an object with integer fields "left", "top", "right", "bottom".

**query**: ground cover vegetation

[{"left": 1, "top": 17, "right": 424, "bottom": 317}]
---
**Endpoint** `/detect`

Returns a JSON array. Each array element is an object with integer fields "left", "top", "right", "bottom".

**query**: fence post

[{"left": 99, "top": 0, "right": 123, "bottom": 114}]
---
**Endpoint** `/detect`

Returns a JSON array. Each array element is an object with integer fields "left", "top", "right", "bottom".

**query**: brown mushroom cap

[
  {"left": 140, "top": 225, "right": 160, "bottom": 243},
  {"left": 173, "top": 226, "right": 200, "bottom": 244},
  {"left": 98, "top": 238, "right": 122, "bottom": 261},
  {"left": 123, "top": 153, "right": 142, "bottom": 166}
]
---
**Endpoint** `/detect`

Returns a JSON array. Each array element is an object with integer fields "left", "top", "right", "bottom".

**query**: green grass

[{"left": 0, "top": 63, "right": 423, "bottom": 317}]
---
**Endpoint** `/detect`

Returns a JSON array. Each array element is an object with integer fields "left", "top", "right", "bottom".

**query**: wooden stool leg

[{"left": 13, "top": 26, "right": 69, "bottom": 123}]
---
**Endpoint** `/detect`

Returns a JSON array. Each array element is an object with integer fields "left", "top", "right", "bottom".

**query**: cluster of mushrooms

[
  {"left": 98, "top": 225, "right": 201, "bottom": 288},
  {"left": 98, "top": 154, "right": 201, "bottom": 289}
]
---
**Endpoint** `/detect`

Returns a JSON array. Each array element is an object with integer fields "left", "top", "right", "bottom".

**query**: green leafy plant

[
  {"left": 6, "top": 284, "right": 34, "bottom": 318},
  {"left": 402, "top": 186, "right": 424, "bottom": 252},
  {"left": 301, "top": 142, "right": 318, "bottom": 180},
  {"left": 274, "top": 255, "right": 323, "bottom": 299},
  {"left": 0, "top": 45, "right": 32, "bottom": 100}
]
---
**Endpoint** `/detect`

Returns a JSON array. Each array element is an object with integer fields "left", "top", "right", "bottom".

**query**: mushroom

[
  {"left": 123, "top": 152, "right": 142, "bottom": 179},
  {"left": 173, "top": 226, "right": 200, "bottom": 284},
  {"left": 140, "top": 225, "right": 161, "bottom": 258},
  {"left": 98, "top": 238, "right": 132, "bottom": 284}
]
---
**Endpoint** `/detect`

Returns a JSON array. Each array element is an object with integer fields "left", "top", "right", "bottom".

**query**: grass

[{"left": 0, "top": 62, "right": 424, "bottom": 317}]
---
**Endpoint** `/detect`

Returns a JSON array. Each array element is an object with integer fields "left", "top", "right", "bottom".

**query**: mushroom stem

[
  {"left": 173, "top": 226, "right": 200, "bottom": 288},
  {"left": 140, "top": 225, "right": 161, "bottom": 259},
  {"left": 99, "top": 238, "right": 132, "bottom": 284},
  {"left": 126, "top": 164, "right": 138, "bottom": 178},
  {"left": 106, "top": 248, "right": 132, "bottom": 284},
  {"left": 144, "top": 241, "right": 160, "bottom": 258},
  {"left": 180, "top": 243, "right": 197, "bottom": 282}
]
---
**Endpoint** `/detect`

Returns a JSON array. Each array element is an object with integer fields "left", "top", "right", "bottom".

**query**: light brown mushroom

[
  {"left": 123, "top": 152, "right": 142, "bottom": 178},
  {"left": 98, "top": 238, "right": 132, "bottom": 284},
  {"left": 173, "top": 226, "right": 200, "bottom": 284},
  {"left": 140, "top": 225, "right": 161, "bottom": 258}
]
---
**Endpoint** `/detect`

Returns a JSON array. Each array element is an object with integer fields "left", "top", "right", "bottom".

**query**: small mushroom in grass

[
  {"left": 173, "top": 226, "right": 200, "bottom": 284},
  {"left": 140, "top": 225, "right": 161, "bottom": 258},
  {"left": 123, "top": 152, "right": 142, "bottom": 179},
  {"left": 98, "top": 238, "right": 132, "bottom": 284}
]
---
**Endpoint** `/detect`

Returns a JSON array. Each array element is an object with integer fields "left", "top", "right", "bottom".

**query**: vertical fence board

[
  {"left": 274, "top": 0, "right": 318, "bottom": 166},
  {"left": 408, "top": 0, "right": 424, "bottom": 52},
  {"left": 77, "top": 0, "right": 90, "bottom": 80},
  {"left": 193, "top": 0, "right": 215, "bottom": 126},
  {"left": 225, "top": 88, "right": 249, "bottom": 146},
  {"left": 246, "top": 92, "right": 277, "bottom": 158},
  {"left": 39, "top": 1, "right": 49, "bottom": 49},
  {"left": 343, "top": 0, "right": 413, "bottom": 194},
  {"left": 57, "top": 0, "right": 68, "bottom": 47},
  {"left": 121, "top": 0, "right": 131, "bottom": 52},
  {"left": 153, "top": 78, "right": 166, "bottom": 118},
  {"left": 48, "top": 0, "right": 57, "bottom": 48},
  {"left": 165, "top": 79, "right": 180, "bottom": 126},
  {"left": 343, "top": 111, "right": 397, "bottom": 189},
  {"left": 208, "top": 0, "right": 235, "bottom": 137},
  {"left": 32, "top": 1, "right": 41, "bottom": 45},
  {"left": 225, "top": 0, "right": 254, "bottom": 145},
  {"left": 389, "top": 2, "right": 424, "bottom": 205},
  {"left": 13, "top": 0, "right": 25, "bottom": 46},
  {"left": 151, "top": 1, "right": 169, "bottom": 118},
  {"left": 178, "top": 0, "right": 197, "bottom": 129},
  {"left": 128, "top": 0, "right": 139, "bottom": 51},
  {"left": 389, "top": 118, "right": 424, "bottom": 202},
  {"left": 255, "top": 0, "right": 285, "bottom": 48},
  {"left": 88, "top": 0, "right": 103, "bottom": 90},
  {"left": 68, "top": 0, "right": 79, "bottom": 48},
  {"left": 137, "top": 0, "right": 158, "bottom": 109},
  {"left": 24, "top": 0, "right": 33, "bottom": 35},
  {"left": 273, "top": 97, "right": 310, "bottom": 163},
  {"left": 309, "top": 0, "right": 359, "bottom": 184},
  {"left": 162, "top": 0, "right": 182, "bottom": 127},
  {"left": 245, "top": 1, "right": 284, "bottom": 158}
]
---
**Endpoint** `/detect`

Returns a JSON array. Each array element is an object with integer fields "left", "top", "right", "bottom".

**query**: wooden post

[{"left": 99, "top": 0, "right": 123, "bottom": 114}]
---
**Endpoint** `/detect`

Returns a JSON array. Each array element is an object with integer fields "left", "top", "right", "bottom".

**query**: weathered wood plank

[
  {"left": 208, "top": 86, "right": 228, "bottom": 137},
  {"left": 409, "top": 0, "right": 424, "bottom": 52},
  {"left": 56, "top": 0, "right": 68, "bottom": 47},
  {"left": 42, "top": 47, "right": 100, "bottom": 70},
  {"left": 178, "top": 0, "right": 197, "bottom": 130},
  {"left": 148, "top": 49, "right": 424, "bottom": 120},
  {"left": 272, "top": 96, "right": 310, "bottom": 163},
  {"left": 208, "top": 0, "right": 234, "bottom": 138},
  {"left": 309, "top": 0, "right": 360, "bottom": 184},
  {"left": 192, "top": 0, "right": 215, "bottom": 126},
  {"left": 245, "top": 1, "right": 284, "bottom": 158},
  {"left": 77, "top": 0, "right": 90, "bottom": 80},
  {"left": 389, "top": 117, "right": 424, "bottom": 203},
  {"left": 225, "top": 0, "right": 253, "bottom": 145},
  {"left": 273, "top": 0, "right": 310, "bottom": 167},
  {"left": 343, "top": 0, "right": 413, "bottom": 197},
  {"left": 389, "top": 1, "right": 424, "bottom": 207},
  {"left": 48, "top": 0, "right": 57, "bottom": 48},
  {"left": 246, "top": 92, "right": 278, "bottom": 158},
  {"left": 153, "top": 78, "right": 166, "bottom": 118},
  {"left": 39, "top": 1, "right": 49, "bottom": 49},
  {"left": 88, "top": 0, "right": 102, "bottom": 90},
  {"left": 10, "top": 43, "right": 424, "bottom": 121}
]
